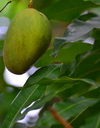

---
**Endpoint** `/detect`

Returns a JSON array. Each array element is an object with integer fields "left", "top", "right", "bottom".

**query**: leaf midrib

[{"left": 4, "top": 85, "right": 39, "bottom": 128}]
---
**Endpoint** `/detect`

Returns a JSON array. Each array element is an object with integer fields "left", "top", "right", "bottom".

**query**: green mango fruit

[{"left": 3, "top": 8, "right": 52, "bottom": 74}]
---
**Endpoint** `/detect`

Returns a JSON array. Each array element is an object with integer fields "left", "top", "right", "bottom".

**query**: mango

[{"left": 3, "top": 8, "right": 52, "bottom": 74}]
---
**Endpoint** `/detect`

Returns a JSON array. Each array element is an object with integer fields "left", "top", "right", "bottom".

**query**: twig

[
  {"left": 48, "top": 107, "right": 73, "bottom": 128},
  {"left": 28, "top": 0, "right": 33, "bottom": 8},
  {"left": 39, "top": 97, "right": 61, "bottom": 117},
  {"left": 0, "top": 1, "right": 13, "bottom": 12}
]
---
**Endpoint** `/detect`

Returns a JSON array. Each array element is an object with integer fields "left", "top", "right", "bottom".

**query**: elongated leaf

[
  {"left": 84, "top": 87, "right": 100, "bottom": 98},
  {"left": 20, "top": 75, "right": 94, "bottom": 123},
  {"left": 11, "top": 64, "right": 98, "bottom": 126},
  {"left": 38, "top": 97, "right": 99, "bottom": 127},
  {"left": 71, "top": 49, "right": 100, "bottom": 80},
  {"left": 52, "top": 16, "right": 100, "bottom": 56},
  {"left": 2, "top": 84, "right": 46, "bottom": 128},
  {"left": 25, "top": 64, "right": 61, "bottom": 87},
  {"left": 70, "top": 101, "right": 100, "bottom": 128},
  {"left": 2, "top": 64, "right": 62, "bottom": 128},
  {"left": 78, "top": 12, "right": 97, "bottom": 21},
  {"left": 19, "top": 92, "right": 55, "bottom": 120},
  {"left": 36, "top": 76, "right": 97, "bottom": 89},
  {"left": 27, "top": 63, "right": 98, "bottom": 97},
  {"left": 35, "top": 75, "right": 97, "bottom": 101},
  {"left": 35, "top": 42, "right": 92, "bottom": 67},
  {"left": 54, "top": 98, "right": 99, "bottom": 121}
]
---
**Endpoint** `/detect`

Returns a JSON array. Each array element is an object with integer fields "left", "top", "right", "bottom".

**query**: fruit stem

[
  {"left": 0, "top": 0, "right": 14, "bottom": 12},
  {"left": 28, "top": 0, "right": 33, "bottom": 8}
]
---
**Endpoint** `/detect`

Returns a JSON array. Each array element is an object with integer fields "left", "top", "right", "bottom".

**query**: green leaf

[
  {"left": 71, "top": 101, "right": 100, "bottom": 128},
  {"left": 0, "top": 87, "right": 20, "bottom": 124},
  {"left": 35, "top": 42, "right": 92, "bottom": 67},
  {"left": 2, "top": 64, "right": 62, "bottom": 128},
  {"left": 0, "top": 0, "right": 8, "bottom": 10},
  {"left": 81, "top": 113, "right": 100, "bottom": 128},
  {"left": 38, "top": 97, "right": 99, "bottom": 127},
  {"left": 25, "top": 64, "right": 61, "bottom": 87},
  {"left": 83, "top": 87, "right": 100, "bottom": 98},
  {"left": 54, "top": 98, "right": 99, "bottom": 121},
  {"left": 30, "top": 64, "right": 98, "bottom": 97},
  {"left": 52, "top": 16, "right": 100, "bottom": 56},
  {"left": 84, "top": 0, "right": 100, "bottom": 4},
  {"left": 32, "top": 0, "right": 57, "bottom": 10},
  {"left": 37, "top": 76, "right": 97, "bottom": 87},
  {"left": 19, "top": 92, "right": 55, "bottom": 120},
  {"left": 78, "top": 12, "right": 97, "bottom": 21},
  {"left": 0, "top": 0, "right": 29, "bottom": 19},
  {"left": 71, "top": 49, "right": 100, "bottom": 80},
  {"left": 41, "top": 0, "right": 97, "bottom": 22},
  {"left": 47, "top": 78, "right": 97, "bottom": 98},
  {"left": 2, "top": 84, "right": 46, "bottom": 128},
  {"left": 0, "top": 56, "right": 6, "bottom": 92},
  {"left": 33, "top": 71, "right": 98, "bottom": 99},
  {"left": 91, "top": 28, "right": 100, "bottom": 41}
]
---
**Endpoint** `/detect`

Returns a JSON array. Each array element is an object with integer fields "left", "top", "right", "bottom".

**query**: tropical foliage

[{"left": 0, "top": 0, "right": 100, "bottom": 128}]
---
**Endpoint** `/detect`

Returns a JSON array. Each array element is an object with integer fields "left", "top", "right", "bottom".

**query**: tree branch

[
  {"left": 48, "top": 107, "right": 73, "bottom": 128},
  {"left": 0, "top": 1, "right": 13, "bottom": 12}
]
